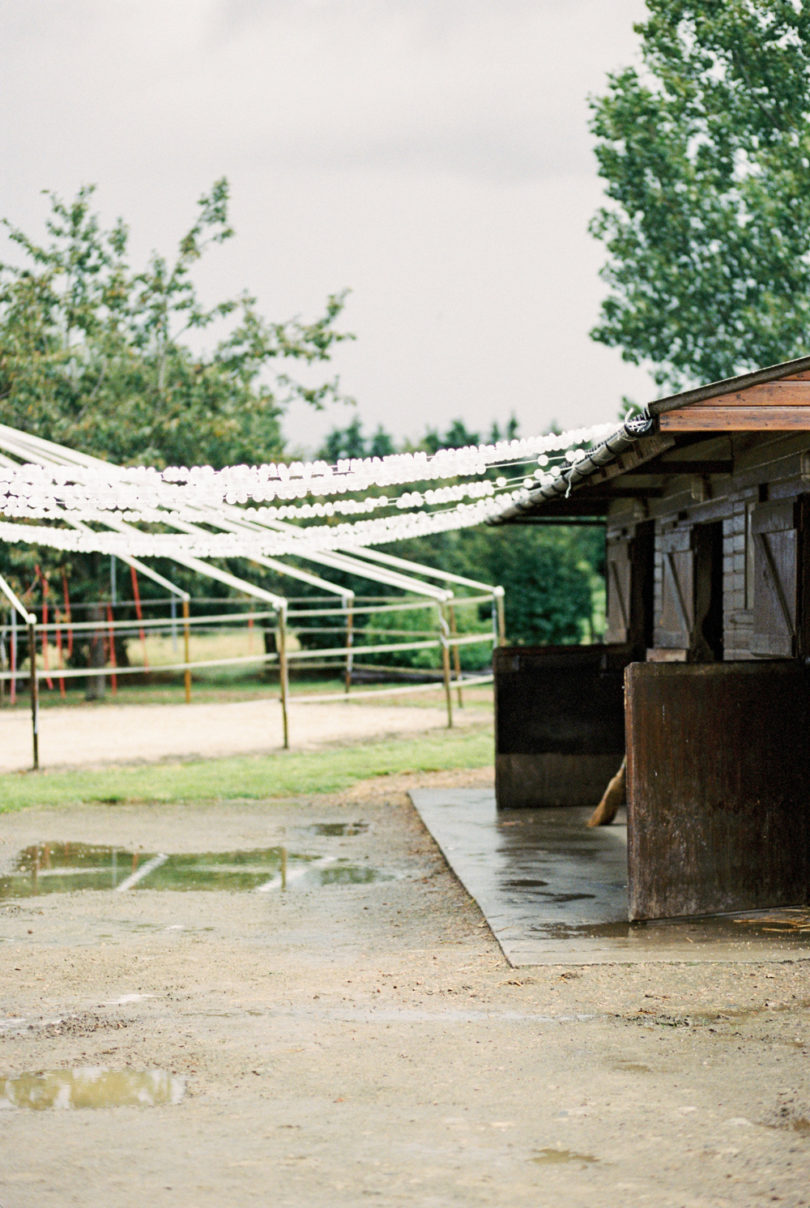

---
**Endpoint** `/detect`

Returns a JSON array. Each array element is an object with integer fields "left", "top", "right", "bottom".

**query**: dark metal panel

[
  {"left": 494, "top": 646, "right": 627, "bottom": 809},
  {"left": 626, "top": 662, "right": 810, "bottom": 920}
]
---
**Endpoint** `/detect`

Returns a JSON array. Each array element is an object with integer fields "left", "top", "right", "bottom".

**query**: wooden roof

[
  {"left": 492, "top": 356, "right": 810, "bottom": 523},
  {"left": 652, "top": 355, "right": 810, "bottom": 431}
]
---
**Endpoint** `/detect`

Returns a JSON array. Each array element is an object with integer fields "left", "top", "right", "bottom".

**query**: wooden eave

[
  {"left": 491, "top": 356, "right": 810, "bottom": 525},
  {"left": 652, "top": 359, "right": 810, "bottom": 432}
]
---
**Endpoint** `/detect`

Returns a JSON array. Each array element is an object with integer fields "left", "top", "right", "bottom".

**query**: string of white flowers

[
  {"left": 0, "top": 469, "right": 513, "bottom": 523},
  {"left": 0, "top": 421, "right": 616, "bottom": 507},
  {"left": 0, "top": 488, "right": 532, "bottom": 559},
  {"left": 0, "top": 417, "right": 620, "bottom": 563}
]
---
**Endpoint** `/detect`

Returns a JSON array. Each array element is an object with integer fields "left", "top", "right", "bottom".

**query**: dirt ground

[
  {"left": 0, "top": 694, "right": 490, "bottom": 773},
  {"left": 1, "top": 704, "right": 809, "bottom": 1206}
]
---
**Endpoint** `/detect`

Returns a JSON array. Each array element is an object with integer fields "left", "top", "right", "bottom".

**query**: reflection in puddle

[
  {"left": 0, "top": 1068, "right": 185, "bottom": 1110},
  {"left": 0, "top": 843, "right": 390, "bottom": 899}
]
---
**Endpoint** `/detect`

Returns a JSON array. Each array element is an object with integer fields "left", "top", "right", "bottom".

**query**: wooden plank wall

[{"left": 606, "top": 431, "right": 810, "bottom": 661}]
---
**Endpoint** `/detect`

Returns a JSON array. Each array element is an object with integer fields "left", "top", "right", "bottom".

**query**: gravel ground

[{"left": 1, "top": 771, "right": 809, "bottom": 1207}]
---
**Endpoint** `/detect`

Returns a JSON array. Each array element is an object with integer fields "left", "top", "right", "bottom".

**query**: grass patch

[{"left": 0, "top": 724, "right": 494, "bottom": 814}]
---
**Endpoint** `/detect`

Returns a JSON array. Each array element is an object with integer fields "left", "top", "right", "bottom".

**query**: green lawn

[{"left": 0, "top": 724, "right": 494, "bottom": 814}]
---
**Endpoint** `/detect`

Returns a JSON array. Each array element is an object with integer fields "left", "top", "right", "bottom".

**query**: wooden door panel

[
  {"left": 655, "top": 530, "right": 694, "bottom": 648},
  {"left": 751, "top": 500, "right": 803, "bottom": 658},
  {"left": 604, "top": 538, "right": 631, "bottom": 644}
]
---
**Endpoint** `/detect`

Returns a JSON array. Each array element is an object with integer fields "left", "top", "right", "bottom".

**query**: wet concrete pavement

[{"left": 410, "top": 790, "right": 810, "bottom": 966}]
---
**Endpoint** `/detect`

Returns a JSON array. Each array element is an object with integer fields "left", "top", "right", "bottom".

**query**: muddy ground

[{"left": 0, "top": 700, "right": 808, "bottom": 1207}]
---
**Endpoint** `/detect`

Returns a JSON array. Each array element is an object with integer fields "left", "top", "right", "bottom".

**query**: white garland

[
  {"left": 0, "top": 422, "right": 615, "bottom": 507},
  {"left": 0, "top": 419, "right": 617, "bottom": 557},
  {"left": 0, "top": 490, "right": 533, "bottom": 559}
]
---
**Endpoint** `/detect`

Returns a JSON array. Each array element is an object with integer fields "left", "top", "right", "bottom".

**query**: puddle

[
  {"left": 0, "top": 843, "right": 390, "bottom": 898},
  {"left": 532, "top": 1148, "right": 599, "bottom": 1166},
  {"left": 306, "top": 822, "right": 369, "bottom": 837},
  {"left": 0, "top": 1068, "right": 184, "bottom": 1110}
]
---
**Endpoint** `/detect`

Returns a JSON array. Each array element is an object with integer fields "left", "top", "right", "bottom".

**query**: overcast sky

[{"left": 1, "top": 0, "right": 652, "bottom": 457}]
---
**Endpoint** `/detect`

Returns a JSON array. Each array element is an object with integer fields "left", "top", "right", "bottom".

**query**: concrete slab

[{"left": 410, "top": 788, "right": 810, "bottom": 966}]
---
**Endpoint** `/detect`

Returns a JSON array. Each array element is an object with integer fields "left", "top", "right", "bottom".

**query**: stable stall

[{"left": 491, "top": 355, "right": 810, "bottom": 921}]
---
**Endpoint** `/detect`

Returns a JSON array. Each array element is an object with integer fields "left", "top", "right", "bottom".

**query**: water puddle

[
  {"left": 306, "top": 822, "right": 369, "bottom": 837},
  {"left": 0, "top": 843, "right": 390, "bottom": 898},
  {"left": 532, "top": 1147, "right": 599, "bottom": 1166},
  {"left": 0, "top": 1068, "right": 185, "bottom": 1110}
]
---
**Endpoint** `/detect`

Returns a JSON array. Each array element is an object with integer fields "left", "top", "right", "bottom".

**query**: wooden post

[
  {"left": 11, "top": 607, "right": 18, "bottom": 706},
  {"left": 0, "top": 613, "right": 5, "bottom": 707},
  {"left": 448, "top": 601, "right": 463, "bottom": 708},
  {"left": 439, "top": 604, "right": 454, "bottom": 729},
  {"left": 277, "top": 606, "right": 290, "bottom": 750},
  {"left": 28, "top": 619, "right": 39, "bottom": 771},
  {"left": 85, "top": 602, "right": 107, "bottom": 700},
  {"left": 343, "top": 598, "right": 354, "bottom": 695},
  {"left": 182, "top": 597, "right": 192, "bottom": 704}
]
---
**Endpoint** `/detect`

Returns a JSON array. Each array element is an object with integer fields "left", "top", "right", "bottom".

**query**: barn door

[
  {"left": 655, "top": 528, "right": 694, "bottom": 650},
  {"left": 604, "top": 522, "right": 654, "bottom": 651},
  {"left": 604, "top": 535, "right": 632, "bottom": 644},
  {"left": 654, "top": 523, "right": 724, "bottom": 659},
  {"left": 751, "top": 498, "right": 809, "bottom": 658}
]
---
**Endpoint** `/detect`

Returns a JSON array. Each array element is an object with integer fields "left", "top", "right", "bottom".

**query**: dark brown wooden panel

[
  {"left": 604, "top": 538, "right": 631, "bottom": 644},
  {"left": 626, "top": 662, "right": 810, "bottom": 919},
  {"left": 494, "top": 646, "right": 627, "bottom": 808},
  {"left": 660, "top": 405, "right": 810, "bottom": 430},
  {"left": 655, "top": 528, "right": 694, "bottom": 648},
  {"left": 750, "top": 497, "right": 810, "bottom": 658}
]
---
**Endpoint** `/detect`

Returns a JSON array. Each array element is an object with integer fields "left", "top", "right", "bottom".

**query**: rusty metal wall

[
  {"left": 626, "top": 661, "right": 810, "bottom": 919},
  {"left": 494, "top": 646, "right": 628, "bottom": 808}
]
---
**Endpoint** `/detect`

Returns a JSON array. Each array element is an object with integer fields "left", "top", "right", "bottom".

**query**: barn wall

[{"left": 606, "top": 432, "right": 810, "bottom": 661}]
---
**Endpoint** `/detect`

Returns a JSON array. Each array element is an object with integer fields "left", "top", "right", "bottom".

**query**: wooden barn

[{"left": 490, "top": 356, "right": 810, "bottom": 921}]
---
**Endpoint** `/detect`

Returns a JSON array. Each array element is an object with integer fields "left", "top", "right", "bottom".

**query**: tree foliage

[
  {"left": 0, "top": 179, "right": 353, "bottom": 467},
  {"left": 589, "top": 0, "right": 810, "bottom": 392},
  {"left": 0, "top": 181, "right": 353, "bottom": 656}
]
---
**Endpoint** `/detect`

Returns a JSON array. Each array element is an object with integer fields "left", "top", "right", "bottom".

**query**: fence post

[
  {"left": 86, "top": 603, "right": 106, "bottom": 700},
  {"left": 11, "top": 607, "right": 17, "bottom": 706},
  {"left": 182, "top": 596, "right": 192, "bottom": 704},
  {"left": 448, "top": 599, "right": 463, "bottom": 708},
  {"left": 343, "top": 597, "right": 354, "bottom": 695},
  {"left": 438, "top": 602, "right": 454, "bottom": 730},
  {"left": 277, "top": 605, "right": 290, "bottom": 750},
  {"left": 28, "top": 618, "right": 39, "bottom": 770}
]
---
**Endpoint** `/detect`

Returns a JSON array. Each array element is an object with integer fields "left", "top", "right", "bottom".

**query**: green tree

[
  {"left": 589, "top": 0, "right": 810, "bottom": 391},
  {"left": 0, "top": 181, "right": 353, "bottom": 671},
  {"left": 317, "top": 415, "right": 368, "bottom": 461},
  {"left": 0, "top": 179, "right": 352, "bottom": 466}
]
